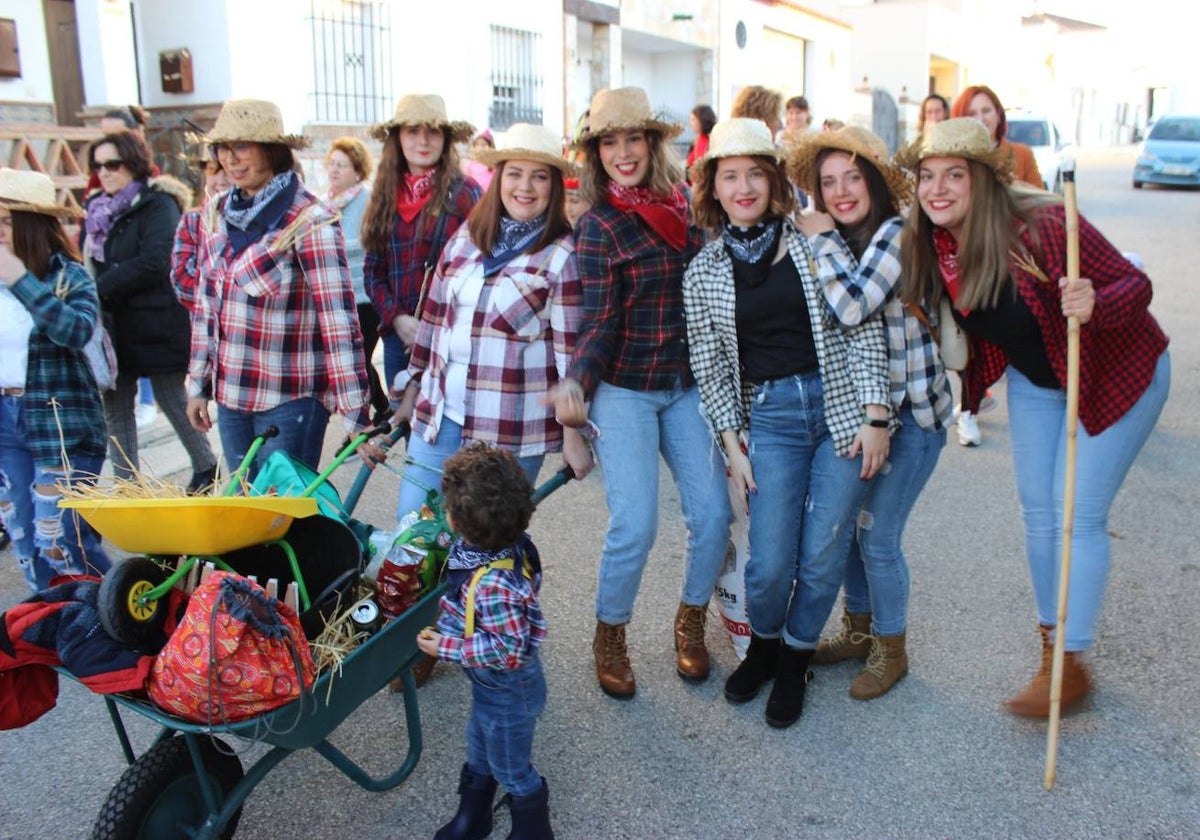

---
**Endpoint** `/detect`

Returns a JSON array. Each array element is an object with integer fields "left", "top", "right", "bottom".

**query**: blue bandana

[
  {"left": 482, "top": 213, "right": 546, "bottom": 277},
  {"left": 224, "top": 171, "right": 299, "bottom": 257}
]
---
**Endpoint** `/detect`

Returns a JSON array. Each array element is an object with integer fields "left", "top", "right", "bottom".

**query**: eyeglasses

[
  {"left": 92, "top": 159, "right": 125, "bottom": 173},
  {"left": 213, "top": 142, "right": 252, "bottom": 159}
]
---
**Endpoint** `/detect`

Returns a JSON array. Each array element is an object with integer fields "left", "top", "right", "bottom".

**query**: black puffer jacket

[{"left": 86, "top": 176, "right": 192, "bottom": 375}]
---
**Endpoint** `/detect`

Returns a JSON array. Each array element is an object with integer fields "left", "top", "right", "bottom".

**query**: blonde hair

[
  {"left": 690, "top": 155, "right": 795, "bottom": 235},
  {"left": 901, "top": 160, "right": 1061, "bottom": 312},
  {"left": 327, "top": 136, "right": 374, "bottom": 181},
  {"left": 731, "top": 86, "right": 784, "bottom": 132},
  {"left": 578, "top": 130, "right": 684, "bottom": 206}
]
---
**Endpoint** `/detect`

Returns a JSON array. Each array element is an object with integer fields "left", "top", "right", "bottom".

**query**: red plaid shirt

[
  {"left": 961, "top": 204, "right": 1168, "bottom": 435},
  {"left": 569, "top": 201, "right": 704, "bottom": 396},
  {"left": 170, "top": 207, "right": 202, "bottom": 315},
  {"left": 403, "top": 227, "right": 581, "bottom": 456},
  {"left": 188, "top": 186, "right": 371, "bottom": 433},
  {"left": 363, "top": 176, "right": 481, "bottom": 331}
]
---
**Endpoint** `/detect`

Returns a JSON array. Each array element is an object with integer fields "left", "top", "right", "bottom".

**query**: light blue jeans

[
  {"left": 588, "top": 381, "right": 731, "bottom": 624},
  {"left": 746, "top": 374, "right": 874, "bottom": 649},
  {"left": 1007, "top": 351, "right": 1170, "bottom": 651},
  {"left": 842, "top": 404, "right": 947, "bottom": 636},
  {"left": 396, "top": 417, "right": 544, "bottom": 522},
  {"left": 217, "top": 396, "right": 330, "bottom": 481}
]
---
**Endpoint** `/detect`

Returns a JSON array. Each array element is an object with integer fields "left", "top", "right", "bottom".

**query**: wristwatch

[{"left": 864, "top": 417, "right": 889, "bottom": 429}]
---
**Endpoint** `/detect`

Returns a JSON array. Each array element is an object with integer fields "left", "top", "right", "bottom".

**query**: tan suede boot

[
  {"left": 674, "top": 603, "right": 711, "bottom": 682},
  {"left": 849, "top": 633, "right": 908, "bottom": 700},
  {"left": 593, "top": 621, "right": 636, "bottom": 699},
  {"left": 813, "top": 611, "right": 872, "bottom": 664},
  {"left": 1004, "top": 625, "right": 1093, "bottom": 717}
]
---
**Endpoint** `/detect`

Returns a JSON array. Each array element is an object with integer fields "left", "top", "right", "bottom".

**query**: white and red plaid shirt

[
  {"left": 188, "top": 186, "right": 371, "bottom": 433},
  {"left": 402, "top": 226, "right": 581, "bottom": 457}
]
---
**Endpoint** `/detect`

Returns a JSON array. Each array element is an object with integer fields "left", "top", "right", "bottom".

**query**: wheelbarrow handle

[
  {"left": 221, "top": 425, "right": 282, "bottom": 496},
  {"left": 341, "top": 422, "right": 412, "bottom": 516},
  {"left": 531, "top": 465, "right": 576, "bottom": 504}
]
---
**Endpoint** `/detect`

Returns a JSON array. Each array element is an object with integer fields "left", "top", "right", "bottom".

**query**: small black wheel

[
  {"left": 92, "top": 736, "right": 244, "bottom": 840},
  {"left": 1133, "top": 180, "right": 1143, "bottom": 189},
  {"left": 98, "top": 557, "right": 169, "bottom": 651}
]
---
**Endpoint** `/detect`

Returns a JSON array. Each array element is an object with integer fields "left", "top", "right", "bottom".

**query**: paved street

[{"left": 1, "top": 146, "right": 1197, "bottom": 840}]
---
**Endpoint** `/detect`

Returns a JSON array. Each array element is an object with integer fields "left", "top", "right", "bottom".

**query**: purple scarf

[{"left": 85, "top": 180, "right": 143, "bottom": 263}]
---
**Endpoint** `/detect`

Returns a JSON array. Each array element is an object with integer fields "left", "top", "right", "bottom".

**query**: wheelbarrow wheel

[
  {"left": 92, "top": 736, "right": 244, "bottom": 840},
  {"left": 98, "top": 557, "right": 168, "bottom": 650}
]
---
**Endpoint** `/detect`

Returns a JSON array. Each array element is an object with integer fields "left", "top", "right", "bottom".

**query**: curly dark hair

[{"left": 441, "top": 443, "right": 535, "bottom": 550}]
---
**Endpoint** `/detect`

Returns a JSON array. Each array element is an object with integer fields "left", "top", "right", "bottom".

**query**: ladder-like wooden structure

[{"left": 1, "top": 124, "right": 103, "bottom": 214}]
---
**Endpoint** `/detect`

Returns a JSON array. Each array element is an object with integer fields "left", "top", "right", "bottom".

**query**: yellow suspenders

[{"left": 462, "top": 555, "right": 533, "bottom": 638}]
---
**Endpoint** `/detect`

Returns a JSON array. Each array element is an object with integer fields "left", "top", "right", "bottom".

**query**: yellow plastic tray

[{"left": 60, "top": 496, "right": 320, "bottom": 555}]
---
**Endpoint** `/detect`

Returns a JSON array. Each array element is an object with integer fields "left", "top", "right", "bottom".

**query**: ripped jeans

[{"left": 0, "top": 395, "right": 111, "bottom": 593}]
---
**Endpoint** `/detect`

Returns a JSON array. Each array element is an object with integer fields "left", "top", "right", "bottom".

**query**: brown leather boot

[
  {"left": 813, "top": 610, "right": 873, "bottom": 664},
  {"left": 1003, "top": 625, "right": 1093, "bottom": 718},
  {"left": 673, "top": 602, "right": 711, "bottom": 682},
  {"left": 849, "top": 633, "right": 908, "bottom": 700},
  {"left": 593, "top": 621, "right": 636, "bottom": 699}
]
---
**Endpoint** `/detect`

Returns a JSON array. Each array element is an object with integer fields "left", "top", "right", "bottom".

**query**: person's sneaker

[
  {"left": 134, "top": 402, "right": 158, "bottom": 429},
  {"left": 978, "top": 391, "right": 999, "bottom": 414},
  {"left": 957, "top": 412, "right": 981, "bottom": 447}
]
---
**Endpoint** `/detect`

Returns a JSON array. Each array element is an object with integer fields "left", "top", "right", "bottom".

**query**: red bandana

[
  {"left": 395, "top": 170, "right": 437, "bottom": 223},
  {"left": 606, "top": 182, "right": 689, "bottom": 251},
  {"left": 932, "top": 227, "right": 969, "bottom": 315}
]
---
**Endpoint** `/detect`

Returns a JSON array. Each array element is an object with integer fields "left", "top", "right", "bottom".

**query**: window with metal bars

[
  {"left": 489, "top": 25, "right": 543, "bottom": 130},
  {"left": 308, "top": 0, "right": 393, "bottom": 124}
]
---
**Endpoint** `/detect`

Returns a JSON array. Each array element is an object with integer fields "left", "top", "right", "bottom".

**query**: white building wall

[
  {"left": 221, "top": 0, "right": 311, "bottom": 133},
  {"left": 133, "top": 0, "right": 233, "bottom": 108},
  {"left": 0, "top": 0, "right": 53, "bottom": 107},
  {"left": 75, "top": 0, "right": 140, "bottom": 107}
]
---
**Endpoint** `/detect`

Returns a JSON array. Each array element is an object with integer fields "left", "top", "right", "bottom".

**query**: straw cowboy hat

[
  {"left": 471, "top": 123, "right": 575, "bottom": 175},
  {"left": 893, "top": 117, "right": 1013, "bottom": 183},
  {"left": 206, "top": 99, "right": 310, "bottom": 149},
  {"left": 786, "top": 125, "right": 913, "bottom": 203},
  {"left": 0, "top": 168, "right": 83, "bottom": 219},
  {"left": 370, "top": 93, "right": 474, "bottom": 143},
  {"left": 689, "top": 117, "right": 781, "bottom": 179},
  {"left": 582, "top": 87, "right": 682, "bottom": 141}
]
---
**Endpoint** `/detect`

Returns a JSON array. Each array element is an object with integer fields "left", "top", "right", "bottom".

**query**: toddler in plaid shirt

[{"left": 416, "top": 442, "right": 554, "bottom": 839}]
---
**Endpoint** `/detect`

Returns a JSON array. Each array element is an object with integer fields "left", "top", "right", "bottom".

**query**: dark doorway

[{"left": 42, "top": 0, "right": 85, "bottom": 125}]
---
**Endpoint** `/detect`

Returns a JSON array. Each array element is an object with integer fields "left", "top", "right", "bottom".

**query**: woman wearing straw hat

[
  {"left": 895, "top": 118, "right": 1170, "bottom": 716},
  {"left": 788, "top": 126, "right": 953, "bottom": 700},
  {"left": 0, "top": 168, "right": 111, "bottom": 591},
  {"left": 391, "top": 123, "right": 593, "bottom": 521},
  {"left": 546, "top": 87, "right": 733, "bottom": 700},
  {"left": 185, "top": 99, "right": 376, "bottom": 477},
  {"left": 683, "top": 119, "right": 891, "bottom": 727},
  {"left": 83, "top": 131, "right": 219, "bottom": 494},
  {"left": 361, "top": 94, "right": 482, "bottom": 392}
]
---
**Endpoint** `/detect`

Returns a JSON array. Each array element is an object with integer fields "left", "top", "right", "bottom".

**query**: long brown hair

[
  {"left": 361, "top": 126, "right": 462, "bottom": 253},
  {"left": 466, "top": 161, "right": 570, "bottom": 255},
  {"left": 900, "top": 159, "right": 1060, "bottom": 312},
  {"left": 9, "top": 210, "right": 81, "bottom": 278},
  {"left": 690, "top": 155, "right": 795, "bottom": 235},
  {"left": 811, "top": 148, "right": 898, "bottom": 261},
  {"left": 578, "top": 130, "right": 684, "bottom": 207}
]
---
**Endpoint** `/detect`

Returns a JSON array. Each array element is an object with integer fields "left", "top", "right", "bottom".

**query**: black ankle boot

[
  {"left": 186, "top": 466, "right": 218, "bottom": 496},
  {"left": 505, "top": 778, "right": 553, "bottom": 840},
  {"left": 724, "top": 633, "right": 781, "bottom": 703},
  {"left": 765, "top": 646, "right": 814, "bottom": 729},
  {"left": 435, "top": 764, "right": 498, "bottom": 840}
]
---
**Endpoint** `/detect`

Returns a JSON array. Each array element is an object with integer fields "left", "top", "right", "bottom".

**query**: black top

[
  {"left": 735, "top": 251, "right": 818, "bottom": 383},
  {"left": 956, "top": 279, "right": 1059, "bottom": 388}
]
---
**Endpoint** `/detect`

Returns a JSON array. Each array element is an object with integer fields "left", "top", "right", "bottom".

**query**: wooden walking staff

[{"left": 1044, "top": 157, "right": 1081, "bottom": 791}]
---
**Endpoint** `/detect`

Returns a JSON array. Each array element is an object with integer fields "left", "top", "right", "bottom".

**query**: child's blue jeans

[{"left": 463, "top": 654, "right": 547, "bottom": 797}]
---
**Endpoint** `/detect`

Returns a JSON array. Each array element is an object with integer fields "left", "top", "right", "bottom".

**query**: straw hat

[
  {"left": 206, "top": 99, "right": 310, "bottom": 149},
  {"left": 786, "top": 126, "right": 912, "bottom": 204},
  {"left": 893, "top": 117, "right": 1012, "bottom": 183},
  {"left": 582, "top": 87, "right": 682, "bottom": 141},
  {"left": 369, "top": 94, "right": 474, "bottom": 143},
  {"left": 689, "top": 117, "right": 781, "bottom": 179},
  {"left": 470, "top": 123, "right": 574, "bottom": 175},
  {"left": 0, "top": 168, "right": 83, "bottom": 219}
]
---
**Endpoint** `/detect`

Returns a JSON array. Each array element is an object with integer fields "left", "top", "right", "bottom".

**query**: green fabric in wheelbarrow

[{"left": 250, "top": 450, "right": 374, "bottom": 550}]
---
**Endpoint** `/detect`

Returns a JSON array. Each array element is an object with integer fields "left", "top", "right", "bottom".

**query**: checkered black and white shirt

[
  {"left": 808, "top": 216, "right": 953, "bottom": 432},
  {"left": 683, "top": 219, "right": 891, "bottom": 457}
]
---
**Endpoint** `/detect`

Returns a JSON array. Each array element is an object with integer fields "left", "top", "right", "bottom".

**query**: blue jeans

[
  {"left": 0, "top": 395, "right": 111, "bottom": 592},
  {"left": 464, "top": 656, "right": 547, "bottom": 797},
  {"left": 589, "top": 381, "right": 732, "bottom": 624},
  {"left": 396, "top": 418, "right": 544, "bottom": 521},
  {"left": 745, "top": 374, "right": 874, "bottom": 648},
  {"left": 1007, "top": 352, "right": 1169, "bottom": 651},
  {"left": 217, "top": 397, "right": 330, "bottom": 481},
  {"left": 381, "top": 333, "right": 410, "bottom": 394},
  {"left": 842, "top": 404, "right": 946, "bottom": 635}
]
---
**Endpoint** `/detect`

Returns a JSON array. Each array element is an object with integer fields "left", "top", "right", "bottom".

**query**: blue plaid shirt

[{"left": 8, "top": 253, "right": 107, "bottom": 466}]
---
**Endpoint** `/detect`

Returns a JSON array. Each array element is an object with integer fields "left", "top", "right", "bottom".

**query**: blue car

[{"left": 1133, "top": 116, "right": 1200, "bottom": 188}]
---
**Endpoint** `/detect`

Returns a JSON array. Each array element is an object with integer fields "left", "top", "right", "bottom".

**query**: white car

[{"left": 1006, "top": 110, "right": 1073, "bottom": 193}]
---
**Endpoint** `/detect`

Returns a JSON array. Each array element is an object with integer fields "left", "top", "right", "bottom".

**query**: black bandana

[{"left": 723, "top": 217, "right": 782, "bottom": 288}]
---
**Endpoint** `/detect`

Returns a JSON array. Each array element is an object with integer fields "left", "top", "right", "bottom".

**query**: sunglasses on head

[{"left": 92, "top": 159, "right": 125, "bottom": 173}]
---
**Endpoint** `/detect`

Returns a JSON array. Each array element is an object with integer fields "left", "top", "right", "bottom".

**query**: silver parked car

[
  {"left": 1133, "top": 116, "right": 1200, "bottom": 188},
  {"left": 1006, "top": 110, "right": 1072, "bottom": 193}
]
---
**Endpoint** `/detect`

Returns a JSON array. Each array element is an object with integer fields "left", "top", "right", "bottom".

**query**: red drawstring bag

[{"left": 148, "top": 571, "right": 315, "bottom": 724}]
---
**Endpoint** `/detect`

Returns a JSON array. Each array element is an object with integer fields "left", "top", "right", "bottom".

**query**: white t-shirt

[
  {"left": 442, "top": 261, "right": 486, "bottom": 425},
  {"left": 0, "top": 284, "right": 33, "bottom": 389}
]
